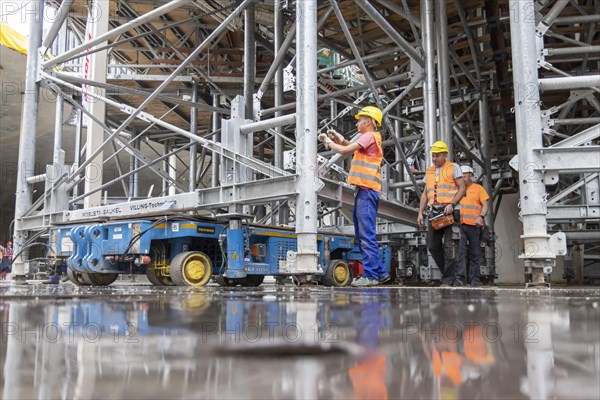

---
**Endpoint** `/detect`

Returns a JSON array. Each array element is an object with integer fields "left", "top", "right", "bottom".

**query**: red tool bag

[
  {"left": 430, "top": 213, "right": 455, "bottom": 230},
  {"left": 429, "top": 206, "right": 455, "bottom": 230}
]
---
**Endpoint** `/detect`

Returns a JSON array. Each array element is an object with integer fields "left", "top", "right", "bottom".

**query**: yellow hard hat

[
  {"left": 430, "top": 141, "right": 449, "bottom": 153},
  {"left": 354, "top": 106, "right": 383, "bottom": 126}
]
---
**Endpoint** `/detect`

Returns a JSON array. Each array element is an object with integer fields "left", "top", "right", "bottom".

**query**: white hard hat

[{"left": 461, "top": 165, "right": 474, "bottom": 175}]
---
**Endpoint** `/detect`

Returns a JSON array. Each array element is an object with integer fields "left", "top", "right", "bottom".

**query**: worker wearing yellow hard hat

[
  {"left": 430, "top": 140, "right": 449, "bottom": 153},
  {"left": 417, "top": 140, "right": 466, "bottom": 287},
  {"left": 318, "top": 105, "right": 389, "bottom": 287},
  {"left": 354, "top": 106, "right": 383, "bottom": 126}
]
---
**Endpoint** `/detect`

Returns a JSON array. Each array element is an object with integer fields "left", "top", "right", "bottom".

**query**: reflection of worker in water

[
  {"left": 422, "top": 298, "right": 496, "bottom": 397},
  {"left": 348, "top": 297, "right": 388, "bottom": 399}
]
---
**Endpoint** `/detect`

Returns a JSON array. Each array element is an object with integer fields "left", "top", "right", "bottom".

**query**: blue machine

[{"left": 49, "top": 219, "right": 392, "bottom": 287}]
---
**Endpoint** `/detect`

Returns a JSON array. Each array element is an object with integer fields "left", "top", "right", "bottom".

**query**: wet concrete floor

[{"left": 1, "top": 282, "right": 599, "bottom": 399}]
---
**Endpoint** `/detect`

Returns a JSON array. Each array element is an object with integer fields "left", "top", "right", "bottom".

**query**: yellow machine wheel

[
  {"left": 322, "top": 260, "right": 353, "bottom": 287},
  {"left": 170, "top": 251, "right": 213, "bottom": 287}
]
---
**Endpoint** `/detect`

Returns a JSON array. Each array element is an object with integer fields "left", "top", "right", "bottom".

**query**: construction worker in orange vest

[
  {"left": 319, "top": 106, "right": 390, "bottom": 287},
  {"left": 457, "top": 165, "right": 489, "bottom": 287},
  {"left": 417, "top": 141, "right": 466, "bottom": 286}
]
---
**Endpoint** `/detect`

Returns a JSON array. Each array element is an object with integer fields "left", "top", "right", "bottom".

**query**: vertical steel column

[
  {"left": 129, "top": 138, "right": 139, "bottom": 198},
  {"left": 435, "top": 0, "right": 452, "bottom": 159},
  {"left": 294, "top": 0, "right": 319, "bottom": 273},
  {"left": 244, "top": 3, "right": 256, "bottom": 119},
  {"left": 479, "top": 83, "right": 496, "bottom": 279},
  {"left": 84, "top": 0, "right": 109, "bottom": 208},
  {"left": 509, "top": 0, "right": 555, "bottom": 284},
  {"left": 274, "top": 0, "right": 286, "bottom": 225},
  {"left": 53, "top": 93, "right": 64, "bottom": 163},
  {"left": 189, "top": 82, "right": 198, "bottom": 191},
  {"left": 394, "top": 108, "right": 404, "bottom": 202},
  {"left": 211, "top": 94, "right": 221, "bottom": 188},
  {"left": 162, "top": 142, "right": 169, "bottom": 194},
  {"left": 243, "top": 3, "right": 257, "bottom": 219},
  {"left": 73, "top": 108, "right": 82, "bottom": 198},
  {"left": 168, "top": 144, "right": 177, "bottom": 196},
  {"left": 421, "top": 0, "right": 437, "bottom": 167},
  {"left": 12, "top": 0, "right": 45, "bottom": 281}
]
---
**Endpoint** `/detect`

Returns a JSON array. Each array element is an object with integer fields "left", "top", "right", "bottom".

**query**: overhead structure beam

[
  {"left": 43, "top": 0, "right": 193, "bottom": 68},
  {"left": 354, "top": 0, "right": 424, "bottom": 67}
]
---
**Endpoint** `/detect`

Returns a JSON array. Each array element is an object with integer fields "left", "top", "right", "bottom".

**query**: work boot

[{"left": 351, "top": 277, "right": 378, "bottom": 287}]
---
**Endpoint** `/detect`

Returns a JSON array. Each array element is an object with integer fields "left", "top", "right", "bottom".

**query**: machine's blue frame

[{"left": 50, "top": 219, "right": 392, "bottom": 281}]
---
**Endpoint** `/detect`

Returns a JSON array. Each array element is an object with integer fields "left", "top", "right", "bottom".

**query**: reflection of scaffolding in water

[
  {"left": 11, "top": 0, "right": 600, "bottom": 283},
  {"left": 2, "top": 291, "right": 600, "bottom": 398}
]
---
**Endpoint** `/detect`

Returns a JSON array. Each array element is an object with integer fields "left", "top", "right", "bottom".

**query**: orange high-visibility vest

[
  {"left": 432, "top": 348, "right": 463, "bottom": 386},
  {"left": 463, "top": 326, "right": 495, "bottom": 365},
  {"left": 425, "top": 162, "right": 458, "bottom": 205},
  {"left": 348, "top": 131, "right": 383, "bottom": 192},
  {"left": 349, "top": 355, "right": 388, "bottom": 400},
  {"left": 459, "top": 183, "right": 489, "bottom": 225}
]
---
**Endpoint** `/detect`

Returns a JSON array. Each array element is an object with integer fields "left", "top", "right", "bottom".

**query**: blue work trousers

[
  {"left": 353, "top": 188, "right": 386, "bottom": 279},
  {"left": 458, "top": 224, "right": 482, "bottom": 284}
]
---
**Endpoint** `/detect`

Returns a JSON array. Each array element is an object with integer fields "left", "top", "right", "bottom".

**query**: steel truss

[{"left": 10, "top": 0, "right": 599, "bottom": 284}]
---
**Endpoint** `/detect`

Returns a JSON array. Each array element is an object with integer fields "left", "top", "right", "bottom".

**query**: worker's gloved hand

[
  {"left": 327, "top": 129, "right": 345, "bottom": 144},
  {"left": 318, "top": 133, "right": 333, "bottom": 149}
]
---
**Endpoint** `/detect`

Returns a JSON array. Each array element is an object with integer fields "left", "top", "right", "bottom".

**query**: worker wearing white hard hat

[{"left": 458, "top": 164, "right": 490, "bottom": 287}]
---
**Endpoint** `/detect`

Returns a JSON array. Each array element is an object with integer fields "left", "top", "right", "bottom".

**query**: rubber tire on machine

[
  {"left": 170, "top": 251, "right": 213, "bottom": 287},
  {"left": 67, "top": 267, "right": 89, "bottom": 286},
  {"left": 81, "top": 272, "right": 119, "bottom": 286},
  {"left": 239, "top": 275, "right": 265, "bottom": 287},
  {"left": 322, "top": 260, "right": 353, "bottom": 287},
  {"left": 214, "top": 275, "right": 237, "bottom": 287}
]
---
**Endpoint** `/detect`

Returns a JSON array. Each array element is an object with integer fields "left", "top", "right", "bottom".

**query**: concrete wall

[
  {"left": 493, "top": 193, "right": 572, "bottom": 284},
  {"left": 493, "top": 193, "right": 525, "bottom": 284}
]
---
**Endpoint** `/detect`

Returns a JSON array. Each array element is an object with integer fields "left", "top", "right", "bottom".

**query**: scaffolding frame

[{"left": 10, "top": 0, "right": 600, "bottom": 283}]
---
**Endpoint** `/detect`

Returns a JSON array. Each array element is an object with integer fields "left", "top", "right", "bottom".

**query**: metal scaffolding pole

[
  {"left": 73, "top": 109, "right": 82, "bottom": 198},
  {"left": 421, "top": 0, "right": 437, "bottom": 167},
  {"left": 129, "top": 138, "right": 139, "bottom": 198},
  {"left": 274, "top": 0, "right": 286, "bottom": 225},
  {"left": 211, "top": 95, "right": 221, "bottom": 188},
  {"left": 509, "top": 0, "right": 555, "bottom": 285},
  {"left": 12, "top": 0, "right": 45, "bottom": 281},
  {"left": 84, "top": 0, "right": 109, "bottom": 208},
  {"left": 436, "top": 0, "right": 452, "bottom": 159},
  {"left": 479, "top": 83, "right": 496, "bottom": 279},
  {"left": 41, "top": 0, "right": 75, "bottom": 51},
  {"left": 244, "top": 3, "right": 256, "bottom": 119},
  {"left": 294, "top": 0, "right": 319, "bottom": 273},
  {"left": 53, "top": 93, "right": 64, "bottom": 163},
  {"left": 189, "top": 82, "right": 198, "bottom": 191}
]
